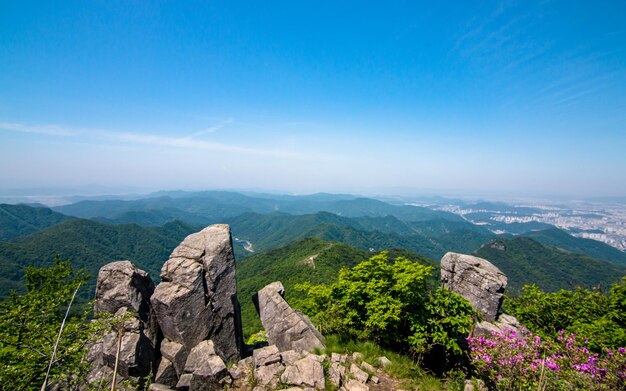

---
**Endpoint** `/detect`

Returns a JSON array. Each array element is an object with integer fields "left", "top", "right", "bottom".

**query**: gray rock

[
  {"left": 253, "top": 362, "right": 284, "bottom": 388},
  {"left": 149, "top": 384, "right": 175, "bottom": 391},
  {"left": 151, "top": 224, "right": 243, "bottom": 362},
  {"left": 303, "top": 351, "right": 325, "bottom": 362},
  {"left": 184, "top": 340, "right": 216, "bottom": 373},
  {"left": 176, "top": 373, "right": 193, "bottom": 390},
  {"left": 350, "top": 363, "right": 369, "bottom": 384},
  {"left": 280, "top": 357, "right": 325, "bottom": 390},
  {"left": 189, "top": 354, "right": 229, "bottom": 391},
  {"left": 473, "top": 314, "right": 523, "bottom": 337},
  {"left": 281, "top": 349, "right": 302, "bottom": 366},
  {"left": 253, "top": 344, "right": 281, "bottom": 367},
  {"left": 155, "top": 358, "right": 178, "bottom": 387},
  {"left": 91, "top": 263, "right": 158, "bottom": 382},
  {"left": 352, "top": 352, "right": 363, "bottom": 362},
  {"left": 161, "top": 338, "right": 187, "bottom": 375},
  {"left": 361, "top": 361, "right": 375, "bottom": 374},
  {"left": 329, "top": 361, "right": 345, "bottom": 387},
  {"left": 343, "top": 379, "right": 369, "bottom": 391},
  {"left": 94, "top": 261, "right": 155, "bottom": 322},
  {"left": 256, "top": 281, "right": 325, "bottom": 352},
  {"left": 370, "top": 376, "right": 380, "bottom": 384},
  {"left": 377, "top": 356, "right": 391, "bottom": 367},
  {"left": 440, "top": 252, "right": 507, "bottom": 322}
]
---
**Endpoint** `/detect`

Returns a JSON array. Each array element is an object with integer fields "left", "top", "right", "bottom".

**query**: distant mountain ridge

[
  {"left": 53, "top": 191, "right": 463, "bottom": 223},
  {"left": 1, "top": 194, "right": 625, "bottom": 307},
  {"left": 0, "top": 203, "right": 71, "bottom": 241}
]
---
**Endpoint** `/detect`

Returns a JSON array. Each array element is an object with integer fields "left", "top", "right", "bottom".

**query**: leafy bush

[
  {"left": 298, "top": 252, "right": 477, "bottom": 361},
  {"left": 468, "top": 328, "right": 626, "bottom": 390},
  {"left": 0, "top": 258, "right": 90, "bottom": 390},
  {"left": 506, "top": 278, "right": 626, "bottom": 350}
]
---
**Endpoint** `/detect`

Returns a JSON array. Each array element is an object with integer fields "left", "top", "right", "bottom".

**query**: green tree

[
  {"left": 298, "top": 252, "right": 477, "bottom": 360},
  {"left": 506, "top": 277, "right": 626, "bottom": 350},
  {"left": 0, "top": 258, "right": 90, "bottom": 390}
]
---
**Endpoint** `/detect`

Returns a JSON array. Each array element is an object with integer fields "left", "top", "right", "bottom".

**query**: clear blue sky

[{"left": 1, "top": 1, "right": 625, "bottom": 197}]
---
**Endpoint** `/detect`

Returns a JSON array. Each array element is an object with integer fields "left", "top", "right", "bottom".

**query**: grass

[{"left": 316, "top": 335, "right": 465, "bottom": 391}]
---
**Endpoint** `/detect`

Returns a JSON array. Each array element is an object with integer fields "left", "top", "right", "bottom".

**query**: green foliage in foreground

[
  {"left": 506, "top": 277, "right": 626, "bottom": 351},
  {"left": 0, "top": 259, "right": 90, "bottom": 390},
  {"left": 298, "top": 252, "right": 477, "bottom": 361}
]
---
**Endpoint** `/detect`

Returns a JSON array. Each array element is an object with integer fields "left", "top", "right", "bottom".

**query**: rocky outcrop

[
  {"left": 440, "top": 252, "right": 507, "bottom": 322},
  {"left": 256, "top": 281, "right": 325, "bottom": 352},
  {"left": 151, "top": 224, "right": 243, "bottom": 364},
  {"left": 89, "top": 261, "right": 159, "bottom": 384},
  {"left": 90, "top": 224, "right": 244, "bottom": 390}
]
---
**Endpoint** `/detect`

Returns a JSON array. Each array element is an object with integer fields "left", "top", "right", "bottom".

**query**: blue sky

[{"left": 1, "top": 1, "right": 625, "bottom": 197}]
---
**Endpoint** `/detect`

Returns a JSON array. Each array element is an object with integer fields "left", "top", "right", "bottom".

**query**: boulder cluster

[
  {"left": 88, "top": 224, "right": 332, "bottom": 391},
  {"left": 89, "top": 224, "right": 521, "bottom": 390}
]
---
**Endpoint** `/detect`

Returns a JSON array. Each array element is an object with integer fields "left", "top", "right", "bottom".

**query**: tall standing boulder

[
  {"left": 90, "top": 261, "right": 158, "bottom": 382},
  {"left": 440, "top": 252, "right": 507, "bottom": 322},
  {"left": 256, "top": 281, "right": 325, "bottom": 352},
  {"left": 151, "top": 224, "right": 243, "bottom": 366}
]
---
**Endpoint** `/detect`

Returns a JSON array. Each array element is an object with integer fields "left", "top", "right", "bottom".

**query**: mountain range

[{"left": 0, "top": 190, "right": 624, "bottom": 304}]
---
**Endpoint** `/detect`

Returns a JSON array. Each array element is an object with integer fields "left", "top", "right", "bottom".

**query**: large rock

[
  {"left": 94, "top": 260, "right": 155, "bottom": 323},
  {"left": 151, "top": 224, "right": 243, "bottom": 362},
  {"left": 473, "top": 314, "right": 523, "bottom": 337},
  {"left": 280, "top": 356, "right": 325, "bottom": 389},
  {"left": 91, "top": 262, "right": 158, "bottom": 381},
  {"left": 256, "top": 281, "right": 325, "bottom": 352},
  {"left": 440, "top": 252, "right": 507, "bottom": 321}
]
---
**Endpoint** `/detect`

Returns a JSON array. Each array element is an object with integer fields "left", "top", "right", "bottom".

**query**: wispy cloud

[
  {"left": 0, "top": 120, "right": 325, "bottom": 160},
  {"left": 100, "top": 130, "right": 310, "bottom": 159},
  {"left": 0, "top": 122, "right": 77, "bottom": 136},
  {"left": 182, "top": 117, "right": 234, "bottom": 139}
]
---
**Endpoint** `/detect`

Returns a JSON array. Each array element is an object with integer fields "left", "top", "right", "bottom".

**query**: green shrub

[
  {"left": 506, "top": 277, "right": 626, "bottom": 350},
  {"left": 298, "top": 252, "right": 477, "bottom": 361}
]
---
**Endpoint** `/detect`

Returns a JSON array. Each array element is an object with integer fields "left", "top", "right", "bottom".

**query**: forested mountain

[
  {"left": 0, "top": 218, "right": 197, "bottom": 300},
  {"left": 236, "top": 237, "right": 437, "bottom": 337},
  {"left": 0, "top": 203, "right": 71, "bottom": 240},
  {"left": 54, "top": 191, "right": 462, "bottom": 224},
  {"left": 474, "top": 237, "right": 626, "bottom": 294},
  {"left": 1, "top": 199, "right": 625, "bottom": 308},
  {"left": 523, "top": 228, "right": 626, "bottom": 266},
  {"left": 227, "top": 211, "right": 494, "bottom": 260}
]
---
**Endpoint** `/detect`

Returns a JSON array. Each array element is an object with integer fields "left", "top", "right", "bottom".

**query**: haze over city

[{"left": 1, "top": 1, "right": 626, "bottom": 197}]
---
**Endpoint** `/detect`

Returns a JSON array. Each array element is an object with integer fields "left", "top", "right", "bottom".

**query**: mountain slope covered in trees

[
  {"left": 236, "top": 237, "right": 437, "bottom": 337},
  {"left": 0, "top": 203, "right": 72, "bottom": 241},
  {"left": 474, "top": 237, "right": 626, "bottom": 293},
  {"left": 0, "top": 218, "right": 197, "bottom": 300}
]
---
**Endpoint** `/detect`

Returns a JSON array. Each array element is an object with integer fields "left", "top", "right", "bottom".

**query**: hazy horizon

[{"left": 2, "top": 1, "right": 626, "bottom": 197}]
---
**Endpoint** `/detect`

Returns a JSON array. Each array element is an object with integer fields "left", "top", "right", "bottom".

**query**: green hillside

[
  {"left": 236, "top": 237, "right": 437, "bottom": 337},
  {"left": 0, "top": 204, "right": 71, "bottom": 241},
  {"left": 523, "top": 228, "right": 626, "bottom": 266},
  {"left": 474, "top": 237, "right": 626, "bottom": 294},
  {"left": 228, "top": 211, "right": 493, "bottom": 260},
  {"left": 0, "top": 219, "right": 197, "bottom": 300}
]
